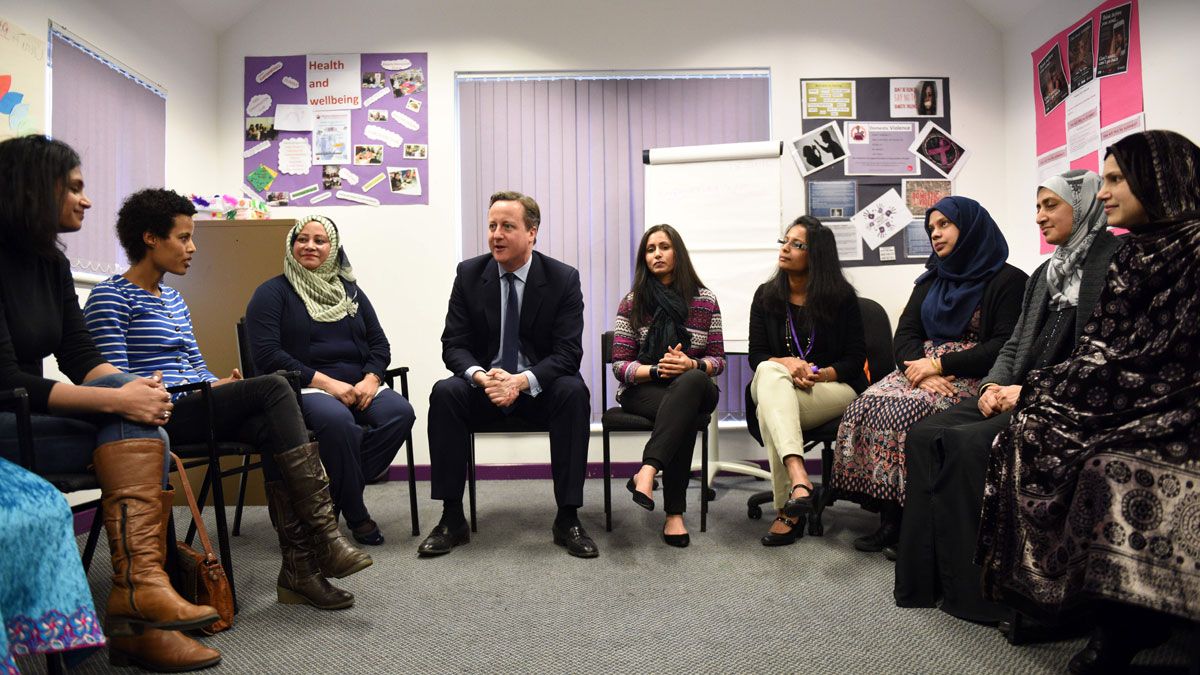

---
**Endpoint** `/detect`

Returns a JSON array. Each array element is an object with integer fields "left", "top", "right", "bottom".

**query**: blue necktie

[{"left": 501, "top": 272, "right": 520, "bottom": 374}]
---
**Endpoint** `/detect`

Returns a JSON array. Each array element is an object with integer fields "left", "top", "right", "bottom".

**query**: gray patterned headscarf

[
  {"left": 1039, "top": 170, "right": 1106, "bottom": 310},
  {"left": 283, "top": 215, "right": 359, "bottom": 322}
]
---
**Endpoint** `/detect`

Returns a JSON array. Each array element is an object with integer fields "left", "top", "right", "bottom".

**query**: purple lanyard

[{"left": 786, "top": 306, "right": 815, "bottom": 362}]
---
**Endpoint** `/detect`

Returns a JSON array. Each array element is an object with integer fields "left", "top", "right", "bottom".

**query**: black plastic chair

[
  {"left": 466, "top": 415, "right": 548, "bottom": 533},
  {"left": 599, "top": 331, "right": 712, "bottom": 533},
  {"left": 744, "top": 297, "right": 895, "bottom": 535},
  {"left": 237, "top": 317, "right": 421, "bottom": 537}
]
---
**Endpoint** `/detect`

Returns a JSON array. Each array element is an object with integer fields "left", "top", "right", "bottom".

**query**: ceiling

[{"left": 168, "top": 0, "right": 1048, "bottom": 36}]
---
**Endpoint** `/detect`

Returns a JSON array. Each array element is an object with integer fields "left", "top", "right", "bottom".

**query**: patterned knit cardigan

[{"left": 610, "top": 287, "right": 725, "bottom": 400}]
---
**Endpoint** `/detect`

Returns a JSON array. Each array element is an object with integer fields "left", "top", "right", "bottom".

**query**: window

[
  {"left": 49, "top": 23, "right": 166, "bottom": 278},
  {"left": 458, "top": 71, "right": 770, "bottom": 420}
]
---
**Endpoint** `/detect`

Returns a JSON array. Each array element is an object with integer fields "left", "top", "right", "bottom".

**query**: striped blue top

[{"left": 83, "top": 276, "right": 216, "bottom": 398}]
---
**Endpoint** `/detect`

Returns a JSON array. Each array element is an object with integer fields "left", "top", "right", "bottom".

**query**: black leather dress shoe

[
  {"left": 552, "top": 523, "right": 599, "bottom": 558},
  {"left": 417, "top": 522, "right": 469, "bottom": 557},
  {"left": 662, "top": 532, "right": 690, "bottom": 548}
]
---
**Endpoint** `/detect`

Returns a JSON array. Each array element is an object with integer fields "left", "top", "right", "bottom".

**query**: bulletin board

[
  {"left": 795, "top": 77, "right": 956, "bottom": 268},
  {"left": 1031, "top": 0, "right": 1142, "bottom": 253},
  {"left": 0, "top": 16, "right": 46, "bottom": 139},
  {"left": 243, "top": 53, "right": 428, "bottom": 207}
]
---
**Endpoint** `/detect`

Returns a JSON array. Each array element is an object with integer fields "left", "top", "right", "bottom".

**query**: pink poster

[{"left": 1032, "top": 0, "right": 1142, "bottom": 252}]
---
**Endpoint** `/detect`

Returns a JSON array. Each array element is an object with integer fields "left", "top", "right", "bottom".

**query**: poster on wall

[
  {"left": 788, "top": 122, "right": 847, "bottom": 177},
  {"left": 0, "top": 16, "right": 46, "bottom": 139},
  {"left": 889, "top": 79, "right": 943, "bottom": 118},
  {"left": 1031, "top": 0, "right": 1142, "bottom": 253},
  {"left": 1037, "top": 45, "right": 1070, "bottom": 115},
  {"left": 801, "top": 80, "right": 856, "bottom": 119},
  {"left": 243, "top": 52, "right": 429, "bottom": 207},
  {"left": 843, "top": 121, "right": 919, "bottom": 176}
]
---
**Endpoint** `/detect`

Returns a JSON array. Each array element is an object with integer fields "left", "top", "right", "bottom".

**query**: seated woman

[
  {"left": 612, "top": 224, "right": 725, "bottom": 547},
  {"left": 831, "top": 196, "right": 1026, "bottom": 554},
  {"left": 978, "top": 131, "right": 1200, "bottom": 673},
  {"left": 1, "top": 458, "right": 105, "bottom": 671},
  {"left": 83, "top": 189, "right": 372, "bottom": 614},
  {"left": 245, "top": 215, "right": 415, "bottom": 545},
  {"left": 748, "top": 216, "right": 866, "bottom": 547},
  {"left": 895, "top": 170, "right": 1122, "bottom": 624},
  {"left": 0, "top": 136, "right": 219, "bottom": 672}
]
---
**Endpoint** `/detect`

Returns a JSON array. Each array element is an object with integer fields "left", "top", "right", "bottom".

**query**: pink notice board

[{"left": 1031, "top": 0, "right": 1142, "bottom": 252}]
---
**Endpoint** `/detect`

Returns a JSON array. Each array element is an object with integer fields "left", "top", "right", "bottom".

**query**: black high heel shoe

[
  {"left": 626, "top": 478, "right": 654, "bottom": 511},
  {"left": 782, "top": 483, "right": 816, "bottom": 518},
  {"left": 662, "top": 531, "right": 690, "bottom": 547}
]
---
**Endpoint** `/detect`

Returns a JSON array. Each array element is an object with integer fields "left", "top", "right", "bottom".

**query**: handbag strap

[{"left": 170, "top": 452, "right": 218, "bottom": 563}]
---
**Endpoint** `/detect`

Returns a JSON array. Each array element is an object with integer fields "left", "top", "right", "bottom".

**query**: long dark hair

[
  {"left": 629, "top": 224, "right": 705, "bottom": 330},
  {"left": 761, "top": 215, "right": 855, "bottom": 324},
  {"left": 0, "top": 135, "right": 81, "bottom": 259},
  {"left": 917, "top": 81, "right": 938, "bottom": 115}
]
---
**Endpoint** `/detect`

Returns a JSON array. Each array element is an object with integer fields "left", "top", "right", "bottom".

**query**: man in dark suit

[{"left": 419, "top": 190, "right": 597, "bottom": 558}]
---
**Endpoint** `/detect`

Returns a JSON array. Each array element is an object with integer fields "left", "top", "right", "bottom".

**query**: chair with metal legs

[{"left": 598, "top": 331, "right": 713, "bottom": 533}]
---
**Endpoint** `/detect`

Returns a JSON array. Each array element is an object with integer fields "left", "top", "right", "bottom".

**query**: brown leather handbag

[{"left": 171, "top": 453, "right": 235, "bottom": 635}]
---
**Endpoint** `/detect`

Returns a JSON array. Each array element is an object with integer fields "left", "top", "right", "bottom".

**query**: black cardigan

[
  {"left": 892, "top": 263, "right": 1028, "bottom": 377},
  {"left": 747, "top": 283, "right": 868, "bottom": 395},
  {"left": 0, "top": 249, "right": 107, "bottom": 412}
]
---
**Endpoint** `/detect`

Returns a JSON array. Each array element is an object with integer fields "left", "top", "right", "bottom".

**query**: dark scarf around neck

[{"left": 637, "top": 279, "right": 689, "bottom": 364}]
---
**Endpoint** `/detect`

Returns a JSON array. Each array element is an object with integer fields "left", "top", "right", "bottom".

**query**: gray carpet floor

[{"left": 17, "top": 477, "right": 1194, "bottom": 674}]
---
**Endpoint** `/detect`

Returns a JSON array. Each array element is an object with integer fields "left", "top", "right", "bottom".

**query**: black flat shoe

[
  {"left": 626, "top": 477, "right": 654, "bottom": 511},
  {"left": 883, "top": 545, "right": 897, "bottom": 561},
  {"left": 760, "top": 516, "right": 802, "bottom": 547},
  {"left": 662, "top": 531, "right": 690, "bottom": 548},
  {"left": 417, "top": 522, "right": 469, "bottom": 557},
  {"left": 552, "top": 522, "right": 599, "bottom": 558},
  {"left": 351, "top": 519, "right": 385, "bottom": 546},
  {"left": 782, "top": 483, "right": 815, "bottom": 518}
]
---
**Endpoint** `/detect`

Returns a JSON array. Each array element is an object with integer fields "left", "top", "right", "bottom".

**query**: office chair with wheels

[{"left": 744, "top": 297, "right": 895, "bottom": 535}]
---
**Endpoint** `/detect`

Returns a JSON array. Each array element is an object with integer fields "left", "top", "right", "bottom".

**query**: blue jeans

[{"left": 0, "top": 372, "right": 168, "bottom": 482}]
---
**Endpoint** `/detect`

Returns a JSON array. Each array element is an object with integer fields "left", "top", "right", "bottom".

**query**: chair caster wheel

[{"left": 747, "top": 505, "right": 762, "bottom": 520}]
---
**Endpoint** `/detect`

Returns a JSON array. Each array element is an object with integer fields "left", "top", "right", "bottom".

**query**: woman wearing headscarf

[
  {"left": 977, "top": 130, "right": 1200, "bottom": 673},
  {"left": 246, "top": 215, "right": 415, "bottom": 547},
  {"left": 894, "top": 170, "right": 1122, "bottom": 624},
  {"left": 832, "top": 196, "right": 1026, "bottom": 554},
  {"left": 611, "top": 224, "right": 724, "bottom": 547}
]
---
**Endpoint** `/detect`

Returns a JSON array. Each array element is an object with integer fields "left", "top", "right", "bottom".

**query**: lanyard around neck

[{"left": 786, "top": 305, "right": 815, "bottom": 361}]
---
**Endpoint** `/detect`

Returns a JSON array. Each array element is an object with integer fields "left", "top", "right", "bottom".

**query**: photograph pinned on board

[
  {"left": 1067, "top": 19, "right": 1095, "bottom": 91},
  {"left": 390, "top": 68, "right": 426, "bottom": 98},
  {"left": 265, "top": 191, "right": 289, "bottom": 206},
  {"left": 787, "top": 121, "right": 847, "bottom": 177},
  {"left": 402, "top": 143, "right": 427, "bottom": 160},
  {"left": 902, "top": 178, "right": 952, "bottom": 217},
  {"left": 388, "top": 166, "right": 421, "bottom": 195},
  {"left": 354, "top": 144, "right": 384, "bottom": 165},
  {"left": 406, "top": 98, "right": 422, "bottom": 113},
  {"left": 1096, "top": 3, "right": 1131, "bottom": 78},
  {"left": 367, "top": 109, "right": 388, "bottom": 122},
  {"left": 910, "top": 123, "right": 971, "bottom": 181},
  {"left": 889, "top": 79, "right": 943, "bottom": 118},
  {"left": 245, "top": 117, "right": 278, "bottom": 141},
  {"left": 1037, "top": 44, "right": 1070, "bottom": 115},
  {"left": 321, "top": 164, "right": 342, "bottom": 191},
  {"left": 361, "top": 71, "right": 385, "bottom": 88}
]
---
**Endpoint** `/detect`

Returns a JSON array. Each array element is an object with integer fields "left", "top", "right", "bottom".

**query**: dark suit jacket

[{"left": 441, "top": 250, "right": 584, "bottom": 389}]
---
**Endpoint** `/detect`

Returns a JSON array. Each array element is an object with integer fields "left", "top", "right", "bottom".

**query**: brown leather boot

[
  {"left": 274, "top": 443, "right": 372, "bottom": 579},
  {"left": 93, "top": 439, "right": 219, "bottom": 636},
  {"left": 108, "top": 627, "right": 221, "bottom": 672},
  {"left": 266, "top": 481, "right": 355, "bottom": 610}
]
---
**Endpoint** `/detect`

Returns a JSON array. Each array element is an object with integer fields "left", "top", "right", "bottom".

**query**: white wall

[
  {"left": 216, "top": 0, "right": 1007, "bottom": 465},
  {"left": 1000, "top": 0, "right": 1200, "bottom": 274},
  {"left": 0, "top": 0, "right": 222, "bottom": 193}
]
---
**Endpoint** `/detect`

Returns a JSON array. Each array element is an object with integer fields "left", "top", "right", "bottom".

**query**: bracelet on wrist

[
  {"left": 649, "top": 365, "right": 660, "bottom": 381},
  {"left": 692, "top": 358, "right": 703, "bottom": 373}
]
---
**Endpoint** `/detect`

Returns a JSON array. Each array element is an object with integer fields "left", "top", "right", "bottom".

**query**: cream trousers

[{"left": 750, "top": 360, "right": 857, "bottom": 509}]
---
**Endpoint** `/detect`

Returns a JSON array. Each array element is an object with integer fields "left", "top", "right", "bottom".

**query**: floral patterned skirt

[
  {"left": 1, "top": 458, "right": 104, "bottom": 672},
  {"left": 831, "top": 340, "right": 980, "bottom": 505}
]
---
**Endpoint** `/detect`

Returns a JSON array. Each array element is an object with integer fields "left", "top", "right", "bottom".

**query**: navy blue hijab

[{"left": 916, "top": 196, "right": 1009, "bottom": 343}]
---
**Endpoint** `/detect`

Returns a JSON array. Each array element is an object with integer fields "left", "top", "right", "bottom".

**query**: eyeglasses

[{"left": 777, "top": 238, "right": 809, "bottom": 251}]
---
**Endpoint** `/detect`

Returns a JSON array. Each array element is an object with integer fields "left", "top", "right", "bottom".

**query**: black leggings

[
  {"left": 619, "top": 369, "right": 719, "bottom": 515},
  {"left": 165, "top": 374, "right": 309, "bottom": 481}
]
